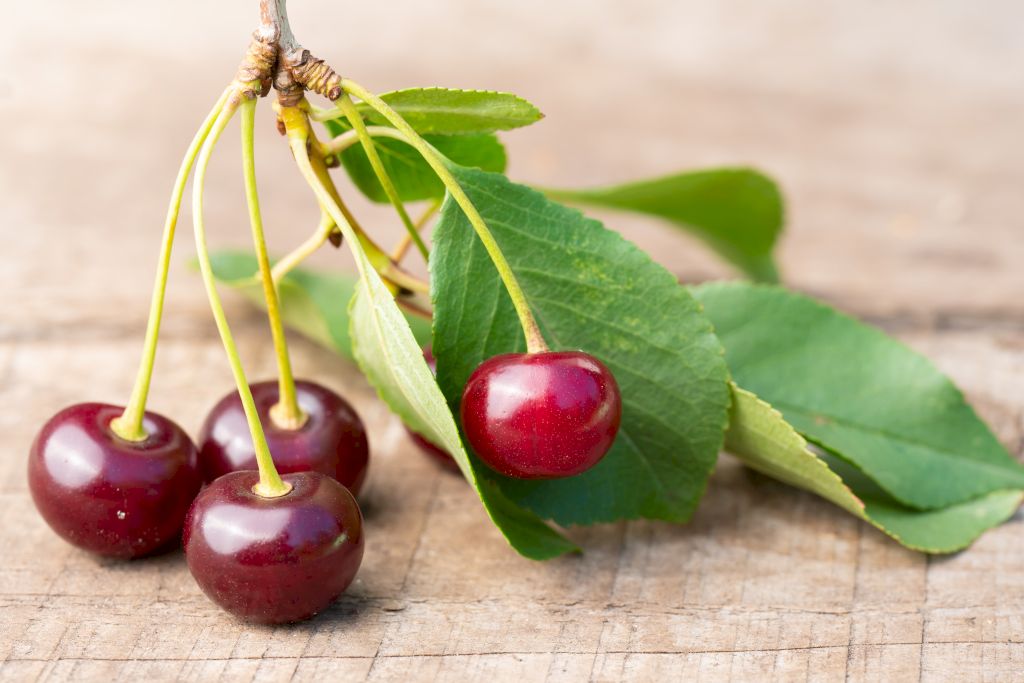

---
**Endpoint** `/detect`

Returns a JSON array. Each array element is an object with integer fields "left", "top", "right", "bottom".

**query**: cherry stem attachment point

[
  {"left": 340, "top": 78, "right": 549, "bottom": 354},
  {"left": 193, "top": 91, "right": 290, "bottom": 499},
  {"left": 240, "top": 98, "right": 307, "bottom": 431},
  {"left": 110, "top": 87, "right": 234, "bottom": 443},
  {"left": 337, "top": 94, "right": 430, "bottom": 262}
]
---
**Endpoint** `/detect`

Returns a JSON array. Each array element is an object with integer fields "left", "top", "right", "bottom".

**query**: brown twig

[{"left": 260, "top": 0, "right": 342, "bottom": 105}]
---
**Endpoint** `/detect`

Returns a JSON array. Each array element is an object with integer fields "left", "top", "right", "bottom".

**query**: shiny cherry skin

[
  {"left": 406, "top": 346, "right": 459, "bottom": 472},
  {"left": 183, "top": 470, "right": 364, "bottom": 624},
  {"left": 460, "top": 351, "right": 622, "bottom": 479},
  {"left": 199, "top": 380, "right": 369, "bottom": 494},
  {"left": 28, "top": 403, "right": 201, "bottom": 558}
]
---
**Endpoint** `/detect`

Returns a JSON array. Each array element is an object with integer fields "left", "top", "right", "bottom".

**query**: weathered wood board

[{"left": 1, "top": 1, "right": 1022, "bottom": 681}]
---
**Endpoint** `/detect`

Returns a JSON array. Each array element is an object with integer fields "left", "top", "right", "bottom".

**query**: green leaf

[
  {"left": 431, "top": 166, "right": 731, "bottom": 526},
  {"left": 725, "top": 384, "right": 866, "bottom": 517},
  {"left": 207, "top": 250, "right": 431, "bottom": 358},
  {"left": 726, "top": 384, "right": 1022, "bottom": 553},
  {"left": 358, "top": 88, "right": 543, "bottom": 134},
  {"left": 324, "top": 118, "right": 507, "bottom": 203},
  {"left": 545, "top": 168, "right": 783, "bottom": 282},
  {"left": 336, "top": 212, "right": 576, "bottom": 560},
  {"left": 696, "top": 282, "right": 1024, "bottom": 510}
]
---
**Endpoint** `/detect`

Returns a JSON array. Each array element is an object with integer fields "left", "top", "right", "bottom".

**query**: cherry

[
  {"left": 183, "top": 470, "right": 364, "bottom": 624},
  {"left": 199, "top": 380, "right": 369, "bottom": 494},
  {"left": 406, "top": 346, "right": 459, "bottom": 472},
  {"left": 27, "top": 403, "right": 201, "bottom": 559},
  {"left": 460, "top": 351, "right": 622, "bottom": 479}
]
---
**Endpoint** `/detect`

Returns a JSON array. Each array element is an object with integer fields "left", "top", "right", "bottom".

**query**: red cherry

[
  {"left": 28, "top": 403, "right": 201, "bottom": 559},
  {"left": 405, "top": 346, "right": 459, "bottom": 472},
  {"left": 183, "top": 470, "right": 364, "bottom": 624},
  {"left": 460, "top": 351, "right": 622, "bottom": 479},
  {"left": 199, "top": 380, "right": 369, "bottom": 494}
]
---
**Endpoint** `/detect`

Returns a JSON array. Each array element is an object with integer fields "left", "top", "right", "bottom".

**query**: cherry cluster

[
  {"left": 25, "top": 9, "right": 623, "bottom": 625},
  {"left": 28, "top": 346, "right": 621, "bottom": 625},
  {"left": 28, "top": 381, "right": 368, "bottom": 624}
]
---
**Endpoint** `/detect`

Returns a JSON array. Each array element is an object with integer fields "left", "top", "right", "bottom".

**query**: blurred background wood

[{"left": 1, "top": 1, "right": 1022, "bottom": 681}]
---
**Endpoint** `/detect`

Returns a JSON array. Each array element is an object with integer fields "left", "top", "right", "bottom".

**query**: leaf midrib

[{"left": 772, "top": 398, "right": 1024, "bottom": 480}]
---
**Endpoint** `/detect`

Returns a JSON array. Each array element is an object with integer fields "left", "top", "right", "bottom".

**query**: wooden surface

[{"left": 2, "top": 1, "right": 1024, "bottom": 681}]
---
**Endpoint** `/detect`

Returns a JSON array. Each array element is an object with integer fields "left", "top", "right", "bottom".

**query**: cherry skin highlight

[
  {"left": 28, "top": 403, "right": 201, "bottom": 559},
  {"left": 406, "top": 346, "right": 459, "bottom": 472},
  {"left": 183, "top": 470, "right": 364, "bottom": 624},
  {"left": 199, "top": 380, "right": 369, "bottom": 494},
  {"left": 460, "top": 351, "right": 622, "bottom": 479}
]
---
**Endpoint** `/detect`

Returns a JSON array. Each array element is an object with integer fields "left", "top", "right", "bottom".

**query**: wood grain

[{"left": 1, "top": 1, "right": 1022, "bottom": 681}]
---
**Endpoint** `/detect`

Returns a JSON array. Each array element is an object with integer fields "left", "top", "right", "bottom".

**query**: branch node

[
  {"left": 274, "top": 48, "right": 305, "bottom": 107},
  {"left": 288, "top": 49, "right": 343, "bottom": 101},
  {"left": 235, "top": 32, "right": 279, "bottom": 98}
]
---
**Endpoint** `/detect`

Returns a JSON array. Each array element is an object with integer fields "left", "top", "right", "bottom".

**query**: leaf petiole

[
  {"left": 271, "top": 211, "right": 335, "bottom": 285},
  {"left": 279, "top": 104, "right": 431, "bottom": 296},
  {"left": 281, "top": 107, "right": 385, "bottom": 287},
  {"left": 391, "top": 199, "right": 441, "bottom": 263},
  {"left": 320, "top": 126, "right": 415, "bottom": 163}
]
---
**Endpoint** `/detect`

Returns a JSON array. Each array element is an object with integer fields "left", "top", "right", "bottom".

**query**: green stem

[
  {"left": 240, "top": 99, "right": 307, "bottom": 431},
  {"left": 271, "top": 211, "right": 334, "bottom": 284},
  {"left": 321, "top": 126, "right": 409, "bottom": 157},
  {"left": 194, "top": 93, "right": 289, "bottom": 498},
  {"left": 110, "top": 87, "right": 233, "bottom": 442},
  {"left": 308, "top": 103, "right": 344, "bottom": 122},
  {"left": 298, "top": 112, "right": 430, "bottom": 295},
  {"left": 337, "top": 94, "right": 429, "bottom": 262},
  {"left": 340, "top": 78, "right": 549, "bottom": 354},
  {"left": 391, "top": 199, "right": 440, "bottom": 263},
  {"left": 282, "top": 109, "right": 383, "bottom": 282}
]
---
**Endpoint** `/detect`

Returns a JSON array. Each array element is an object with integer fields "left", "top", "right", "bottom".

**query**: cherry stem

[
  {"left": 391, "top": 200, "right": 440, "bottom": 263},
  {"left": 240, "top": 99, "right": 307, "bottom": 431},
  {"left": 110, "top": 87, "right": 234, "bottom": 443},
  {"left": 193, "top": 91, "right": 290, "bottom": 499},
  {"left": 337, "top": 94, "right": 430, "bottom": 262},
  {"left": 271, "top": 210, "right": 334, "bottom": 284},
  {"left": 340, "top": 78, "right": 549, "bottom": 354}
]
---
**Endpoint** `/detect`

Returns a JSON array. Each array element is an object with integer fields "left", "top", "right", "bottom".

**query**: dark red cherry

[
  {"left": 183, "top": 470, "right": 364, "bottom": 624},
  {"left": 460, "top": 351, "right": 622, "bottom": 479},
  {"left": 27, "top": 403, "right": 201, "bottom": 559},
  {"left": 199, "top": 380, "right": 369, "bottom": 494},
  {"left": 405, "top": 346, "right": 459, "bottom": 472}
]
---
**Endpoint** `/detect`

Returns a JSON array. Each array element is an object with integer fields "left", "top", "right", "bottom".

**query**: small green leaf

[
  {"left": 726, "top": 384, "right": 1022, "bottom": 553},
  {"left": 324, "top": 119, "right": 507, "bottom": 203},
  {"left": 545, "top": 168, "right": 783, "bottom": 282},
  {"left": 358, "top": 88, "right": 544, "bottom": 134},
  {"left": 432, "top": 166, "right": 731, "bottom": 526},
  {"left": 696, "top": 282, "right": 1024, "bottom": 510},
  {"left": 338, "top": 213, "right": 576, "bottom": 560},
  {"left": 725, "top": 384, "right": 866, "bottom": 518},
  {"left": 207, "top": 250, "right": 431, "bottom": 358}
]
